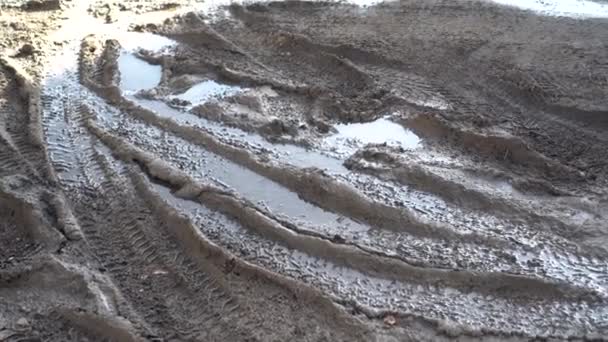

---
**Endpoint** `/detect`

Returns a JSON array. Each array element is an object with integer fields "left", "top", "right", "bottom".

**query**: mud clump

[{"left": 22, "top": 0, "right": 61, "bottom": 11}]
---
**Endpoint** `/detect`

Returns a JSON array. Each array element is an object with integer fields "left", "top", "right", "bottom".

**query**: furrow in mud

[
  {"left": 96, "top": 75, "right": 608, "bottom": 300},
  {"left": 138, "top": 167, "right": 608, "bottom": 339},
  {"left": 92, "top": 115, "right": 596, "bottom": 300},
  {"left": 345, "top": 144, "right": 601, "bottom": 239},
  {"left": 82, "top": 113, "right": 608, "bottom": 338},
  {"left": 404, "top": 113, "right": 583, "bottom": 183},
  {"left": 127, "top": 158, "right": 371, "bottom": 342},
  {"left": 51, "top": 99, "right": 363, "bottom": 341},
  {"left": 96, "top": 26, "right": 604, "bottom": 262},
  {"left": 91, "top": 102, "right": 608, "bottom": 297},
  {"left": 85, "top": 72, "right": 510, "bottom": 252}
]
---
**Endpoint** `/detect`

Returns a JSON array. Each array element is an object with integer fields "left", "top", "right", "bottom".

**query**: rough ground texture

[{"left": 1, "top": 0, "right": 608, "bottom": 341}]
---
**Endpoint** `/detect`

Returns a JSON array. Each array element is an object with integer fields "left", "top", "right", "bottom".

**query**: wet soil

[{"left": 1, "top": 0, "right": 608, "bottom": 340}]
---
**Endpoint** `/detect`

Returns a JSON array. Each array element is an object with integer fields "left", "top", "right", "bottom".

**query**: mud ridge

[
  {"left": 345, "top": 145, "right": 596, "bottom": 244},
  {"left": 129, "top": 165, "right": 371, "bottom": 341},
  {"left": 79, "top": 36, "right": 123, "bottom": 103},
  {"left": 87, "top": 78, "right": 513, "bottom": 250},
  {"left": 0, "top": 57, "right": 55, "bottom": 183},
  {"left": 405, "top": 113, "right": 583, "bottom": 183},
  {"left": 89, "top": 115, "right": 602, "bottom": 303},
  {"left": 162, "top": 11, "right": 275, "bottom": 74},
  {"left": 229, "top": 3, "right": 412, "bottom": 70},
  {"left": 0, "top": 178, "right": 64, "bottom": 249}
]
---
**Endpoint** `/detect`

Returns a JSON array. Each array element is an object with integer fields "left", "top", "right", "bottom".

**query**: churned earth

[{"left": 1, "top": 0, "right": 608, "bottom": 341}]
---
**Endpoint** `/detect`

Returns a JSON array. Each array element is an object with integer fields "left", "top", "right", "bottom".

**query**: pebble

[{"left": 16, "top": 317, "right": 30, "bottom": 330}]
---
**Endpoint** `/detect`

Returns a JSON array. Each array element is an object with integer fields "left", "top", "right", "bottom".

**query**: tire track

[
  {"left": 127, "top": 156, "right": 608, "bottom": 339},
  {"left": 84, "top": 115, "right": 608, "bottom": 338},
  {"left": 65, "top": 141, "right": 258, "bottom": 341},
  {"left": 29, "top": 1, "right": 608, "bottom": 340},
  {"left": 99, "top": 109, "right": 608, "bottom": 298}
]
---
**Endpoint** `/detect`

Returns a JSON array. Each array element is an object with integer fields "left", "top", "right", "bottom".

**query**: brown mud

[{"left": 1, "top": 0, "right": 608, "bottom": 340}]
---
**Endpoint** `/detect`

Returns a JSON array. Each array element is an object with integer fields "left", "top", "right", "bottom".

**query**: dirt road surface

[{"left": 1, "top": 0, "right": 607, "bottom": 340}]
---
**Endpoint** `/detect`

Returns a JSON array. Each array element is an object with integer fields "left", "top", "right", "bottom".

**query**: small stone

[
  {"left": 383, "top": 315, "right": 397, "bottom": 327},
  {"left": 16, "top": 317, "right": 30, "bottom": 330}
]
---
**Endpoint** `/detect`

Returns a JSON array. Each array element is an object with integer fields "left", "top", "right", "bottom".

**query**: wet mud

[{"left": 1, "top": 0, "right": 608, "bottom": 340}]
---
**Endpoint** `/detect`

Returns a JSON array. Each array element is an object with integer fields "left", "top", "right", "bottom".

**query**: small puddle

[
  {"left": 129, "top": 96, "right": 347, "bottom": 172},
  {"left": 116, "top": 32, "right": 175, "bottom": 93},
  {"left": 122, "top": 120, "right": 370, "bottom": 235},
  {"left": 171, "top": 80, "right": 242, "bottom": 107},
  {"left": 118, "top": 54, "right": 163, "bottom": 92},
  {"left": 114, "top": 34, "right": 418, "bottom": 173},
  {"left": 325, "top": 116, "right": 420, "bottom": 156},
  {"left": 488, "top": 0, "right": 608, "bottom": 18}
]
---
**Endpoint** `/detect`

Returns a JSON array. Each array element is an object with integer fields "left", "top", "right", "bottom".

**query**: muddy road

[{"left": 1, "top": 0, "right": 608, "bottom": 340}]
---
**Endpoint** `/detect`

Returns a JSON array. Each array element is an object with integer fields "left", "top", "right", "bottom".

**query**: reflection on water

[{"left": 489, "top": 0, "right": 608, "bottom": 18}]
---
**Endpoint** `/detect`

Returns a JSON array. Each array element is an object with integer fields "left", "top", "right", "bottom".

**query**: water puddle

[
  {"left": 488, "top": 0, "right": 608, "bottom": 18},
  {"left": 117, "top": 54, "right": 162, "bottom": 92},
  {"left": 171, "top": 80, "right": 242, "bottom": 107},
  {"left": 113, "top": 34, "right": 420, "bottom": 173},
  {"left": 115, "top": 32, "right": 176, "bottom": 93},
  {"left": 117, "top": 118, "right": 369, "bottom": 236},
  {"left": 325, "top": 116, "right": 420, "bottom": 157},
  {"left": 128, "top": 96, "right": 347, "bottom": 172}
]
